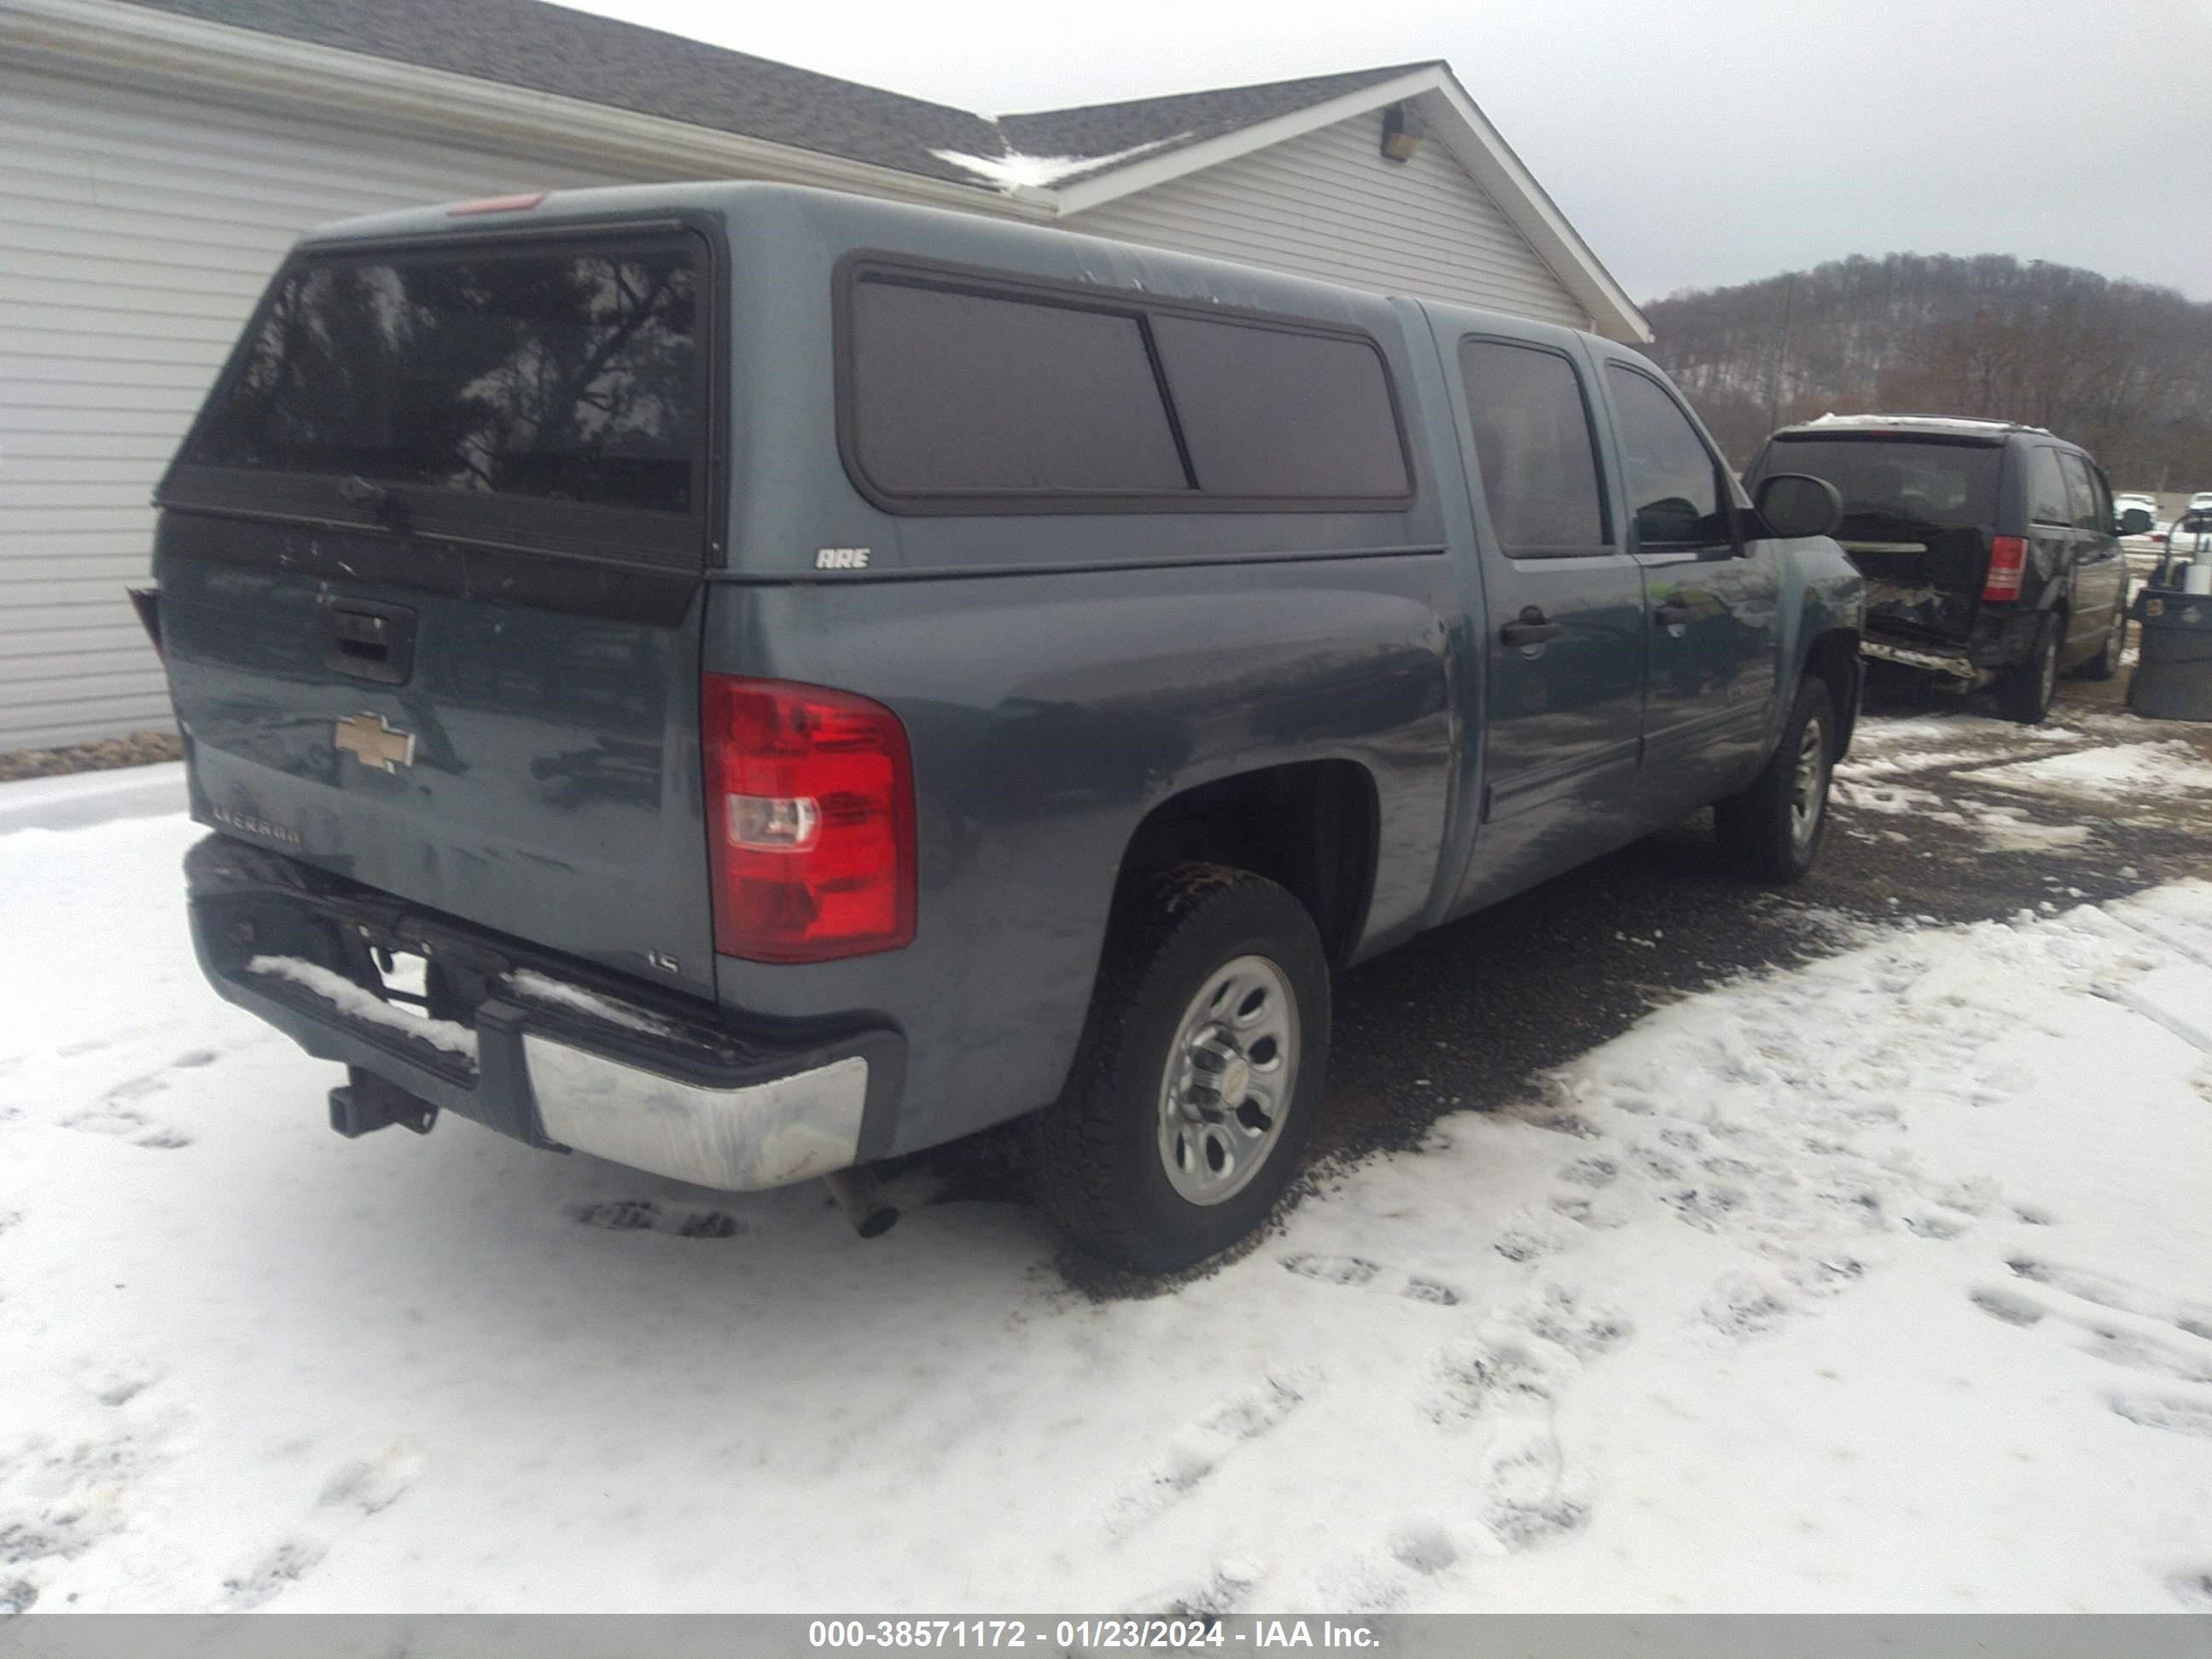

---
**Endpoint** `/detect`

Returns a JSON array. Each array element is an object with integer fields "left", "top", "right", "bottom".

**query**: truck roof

[{"left": 287, "top": 178, "right": 1637, "bottom": 370}]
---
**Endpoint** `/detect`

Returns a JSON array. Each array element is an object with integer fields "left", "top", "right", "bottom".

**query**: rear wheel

[
  {"left": 2077, "top": 595, "right": 2127, "bottom": 683},
  {"left": 1024, "top": 864, "right": 1329, "bottom": 1274},
  {"left": 1714, "top": 677, "right": 1834, "bottom": 885},
  {"left": 1998, "top": 614, "right": 2062, "bottom": 723}
]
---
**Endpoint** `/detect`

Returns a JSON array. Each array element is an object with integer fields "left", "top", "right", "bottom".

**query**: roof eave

[
  {"left": 3, "top": 0, "right": 1055, "bottom": 221},
  {"left": 1045, "top": 64, "right": 1651, "bottom": 345}
]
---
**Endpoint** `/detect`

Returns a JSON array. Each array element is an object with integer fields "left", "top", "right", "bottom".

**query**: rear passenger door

[
  {"left": 1600, "top": 362, "right": 1783, "bottom": 817},
  {"left": 2058, "top": 451, "right": 2126, "bottom": 663},
  {"left": 2020, "top": 445, "right": 2078, "bottom": 626},
  {"left": 1446, "top": 333, "right": 1649, "bottom": 909}
]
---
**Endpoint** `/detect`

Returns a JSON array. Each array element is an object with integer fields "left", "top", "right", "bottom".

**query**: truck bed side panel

[{"left": 703, "top": 557, "right": 1457, "bottom": 1156}]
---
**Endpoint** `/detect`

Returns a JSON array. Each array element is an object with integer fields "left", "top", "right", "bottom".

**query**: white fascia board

[
  {"left": 1051, "top": 62, "right": 1652, "bottom": 346},
  {"left": 0, "top": 0, "right": 1051, "bottom": 222},
  {"left": 1047, "top": 67, "right": 1447, "bottom": 218},
  {"left": 1417, "top": 77, "right": 1651, "bottom": 343}
]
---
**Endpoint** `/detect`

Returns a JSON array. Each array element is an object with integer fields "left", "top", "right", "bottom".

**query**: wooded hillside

[{"left": 1642, "top": 254, "right": 2212, "bottom": 486}]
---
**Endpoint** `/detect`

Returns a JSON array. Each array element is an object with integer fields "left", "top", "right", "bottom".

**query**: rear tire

[
  {"left": 2077, "top": 596, "right": 2126, "bottom": 683},
  {"left": 1023, "top": 863, "right": 1330, "bottom": 1274},
  {"left": 1714, "top": 678, "right": 1834, "bottom": 885},
  {"left": 1998, "top": 614, "right": 2061, "bottom": 723}
]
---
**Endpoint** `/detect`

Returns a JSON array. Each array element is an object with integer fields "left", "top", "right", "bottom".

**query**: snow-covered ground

[{"left": 4, "top": 789, "right": 2212, "bottom": 1614}]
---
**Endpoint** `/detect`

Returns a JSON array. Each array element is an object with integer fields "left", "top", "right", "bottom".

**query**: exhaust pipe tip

[{"left": 824, "top": 1167, "right": 899, "bottom": 1239}]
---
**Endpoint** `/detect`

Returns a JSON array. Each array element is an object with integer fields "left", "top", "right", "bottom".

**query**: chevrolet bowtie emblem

[{"left": 335, "top": 712, "right": 416, "bottom": 772}]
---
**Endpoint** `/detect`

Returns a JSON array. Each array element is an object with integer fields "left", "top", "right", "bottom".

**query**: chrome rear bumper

[
  {"left": 183, "top": 833, "right": 902, "bottom": 1191},
  {"left": 525, "top": 1039, "right": 870, "bottom": 1189}
]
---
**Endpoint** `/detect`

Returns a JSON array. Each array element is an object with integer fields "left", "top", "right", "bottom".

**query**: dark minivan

[
  {"left": 148, "top": 182, "right": 1860, "bottom": 1272},
  {"left": 1745, "top": 416, "right": 2139, "bottom": 722}
]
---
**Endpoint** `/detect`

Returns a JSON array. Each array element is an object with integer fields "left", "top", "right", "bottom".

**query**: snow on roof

[
  {"left": 929, "top": 133, "right": 1188, "bottom": 191},
  {"left": 1798, "top": 413, "right": 2052, "bottom": 438}
]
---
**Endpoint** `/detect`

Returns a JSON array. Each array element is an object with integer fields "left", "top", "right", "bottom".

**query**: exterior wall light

[{"left": 1381, "top": 103, "right": 1423, "bottom": 163}]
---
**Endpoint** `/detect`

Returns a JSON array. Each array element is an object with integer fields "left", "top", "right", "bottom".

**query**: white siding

[
  {"left": 1, "top": 71, "right": 1598, "bottom": 752},
  {"left": 1068, "top": 114, "right": 1593, "bottom": 331},
  {"left": 0, "top": 67, "right": 643, "bottom": 749}
]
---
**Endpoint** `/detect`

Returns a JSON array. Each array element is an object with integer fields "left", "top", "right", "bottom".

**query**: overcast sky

[{"left": 562, "top": 0, "right": 2212, "bottom": 306}]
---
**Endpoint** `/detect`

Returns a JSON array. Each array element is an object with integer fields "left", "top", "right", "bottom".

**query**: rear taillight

[
  {"left": 1982, "top": 535, "right": 2027, "bottom": 602},
  {"left": 126, "top": 585, "right": 162, "bottom": 660},
  {"left": 701, "top": 675, "right": 916, "bottom": 963}
]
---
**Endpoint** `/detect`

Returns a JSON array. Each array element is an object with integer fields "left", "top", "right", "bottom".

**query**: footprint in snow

[
  {"left": 2005, "top": 1255, "right": 2212, "bottom": 1342},
  {"left": 60, "top": 1102, "right": 192, "bottom": 1150},
  {"left": 221, "top": 1445, "right": 422, "bottom": 1609},
  {"left": 1281, "top": 1254, "right": 1461, "bottom": 1306},
  {"left": 94, "top": 1373, "right": 158, "bottom": 1409},
  {"left": 1901, "top": 1208, "right": 1975, "bottom": 1240},
  {"left": 1425, "top": 1332, "right": 1589, "bottom": 1554},
  {"left": 1700, "top": 1274, "right": 1799, "bottom": 1340},
  {"left": 1128, "top": 1558, "right": 1262, "bottom": 1618},
  {"left": 568, "top": 1199, "right": 742, "bottom": 1239},
  {"left": 1969, "top": 1287, "right": 2044, "bottom": 1328},
  {"left": 223, "top": 1540, "right": 326, "bottom": 1611},
  {"left": 2166, "top": 1569, "right": 2212, "bottom": 1610},
  {"left": 1969, "top": 1284, "right": 2212, "bottom": 1382},
  {"left": 1556, "top": 1155, "right": 1619, "bottom": 1189},
  {"left": 1388, "top": 1522, "right": 1461, "bottom": 1577},
  {"left": 1103, "top": 1374, "right": 1308, "bottom": 1539},
  {"left": 318, "top": 1445, "right": 424, "bottom": 1516},
  {"left": 2109, "top": 1394, "right": 2212, "bottom": 1440}
]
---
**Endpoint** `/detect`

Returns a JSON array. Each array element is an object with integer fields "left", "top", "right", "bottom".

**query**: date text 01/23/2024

[{"left": 806, "top": 1618, "right": 1381, "bottom": 1649}]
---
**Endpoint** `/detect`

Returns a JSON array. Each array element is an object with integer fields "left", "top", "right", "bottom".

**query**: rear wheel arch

[{"left": 1111, "top": 760, "right": 1380, "bottom": 967}]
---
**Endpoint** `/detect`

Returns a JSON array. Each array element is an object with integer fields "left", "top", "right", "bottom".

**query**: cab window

[
  {"left": 1457, "top": 338, "right": 1609, "bottom": 556},
  {"left": 1605, "top": 366, "right": 1729, "bottom": 549}
]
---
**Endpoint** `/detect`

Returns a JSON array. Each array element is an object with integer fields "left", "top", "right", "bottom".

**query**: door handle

[
  {"left": 1499, "top": 607, "right": 1563, "bottom": 648},
  {"left": 1654, "top": 601, "right": 1693, "bottom": 628}
]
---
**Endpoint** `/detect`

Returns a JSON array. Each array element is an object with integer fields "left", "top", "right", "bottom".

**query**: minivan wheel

[
  {"left": 1714, "top": 677, "right": 1834, "bottom": 885},
  {"left": 1023, "top": 863, "right": 1330, "bottom": 1274},
  {"left": 1998, "top": 614, "right": 2062, "bottom": 724},
  {"left": 2077, "top": 597, "right": 2126, "bottom": 683}
]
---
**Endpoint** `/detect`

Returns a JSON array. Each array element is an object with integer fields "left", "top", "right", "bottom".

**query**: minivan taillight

[
  {"left": 1983, "top": 535, "right": 2027, "bottom": 602},
  {"left": 701, "top": 675, "right": 916, "bottom": 963}
]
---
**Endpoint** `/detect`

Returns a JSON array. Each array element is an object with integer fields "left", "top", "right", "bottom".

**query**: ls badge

[{"left": 335, "top": 712, "right": 416, "bottom": 773}]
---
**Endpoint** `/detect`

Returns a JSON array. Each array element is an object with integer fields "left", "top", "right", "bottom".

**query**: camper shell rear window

[
  {"left": 837, "top": 259, "right": 1416, "bottom": 515},
  {"left": 163, "top": 227, "right": 709, "bottom": 568}
]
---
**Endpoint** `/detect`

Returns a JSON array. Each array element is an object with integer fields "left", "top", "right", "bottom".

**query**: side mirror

[
  {"left": 1754, "top": 473, "right": 1843, "bottom": 540},
  {"left": 2119, "top": 507, "right": 2155, "bottom": 536}
]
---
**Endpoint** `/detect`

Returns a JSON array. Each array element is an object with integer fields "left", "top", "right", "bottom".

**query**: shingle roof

[
  {"left": 996, "top": 62, "right": 1437, "bottom": 183},
  {"left": 118, "top": 0, "right": 1433, "bottom": 189},
  {"left": 123, "top": 0, "right": 1006, "bottom": 184}
]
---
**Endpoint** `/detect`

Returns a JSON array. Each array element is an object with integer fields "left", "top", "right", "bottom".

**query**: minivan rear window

[
  {"left": 1766, "top": 437, "right": 2000, "bottom": 531},
  {"left": 183, "top": 238, "right": 701, "bottom": 515},
  {"left": 841, "top": 266, "right": 1413, "bottom": 513}
]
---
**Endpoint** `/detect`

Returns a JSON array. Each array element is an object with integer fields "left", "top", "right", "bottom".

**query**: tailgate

[
  {"left": 151, "top": 224, "right": 719, "bottom": 1001},
  {"left": 1760, "top": 434, "right": 2004, "bottom": 647},
  {"left": 1838, "top": 518, "right": 1988, "bottom": 643}
]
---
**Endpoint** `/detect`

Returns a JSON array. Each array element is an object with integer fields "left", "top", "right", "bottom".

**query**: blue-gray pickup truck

[{"left": 144, "top": 182, "right": 1862, "bottom": 1272}]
